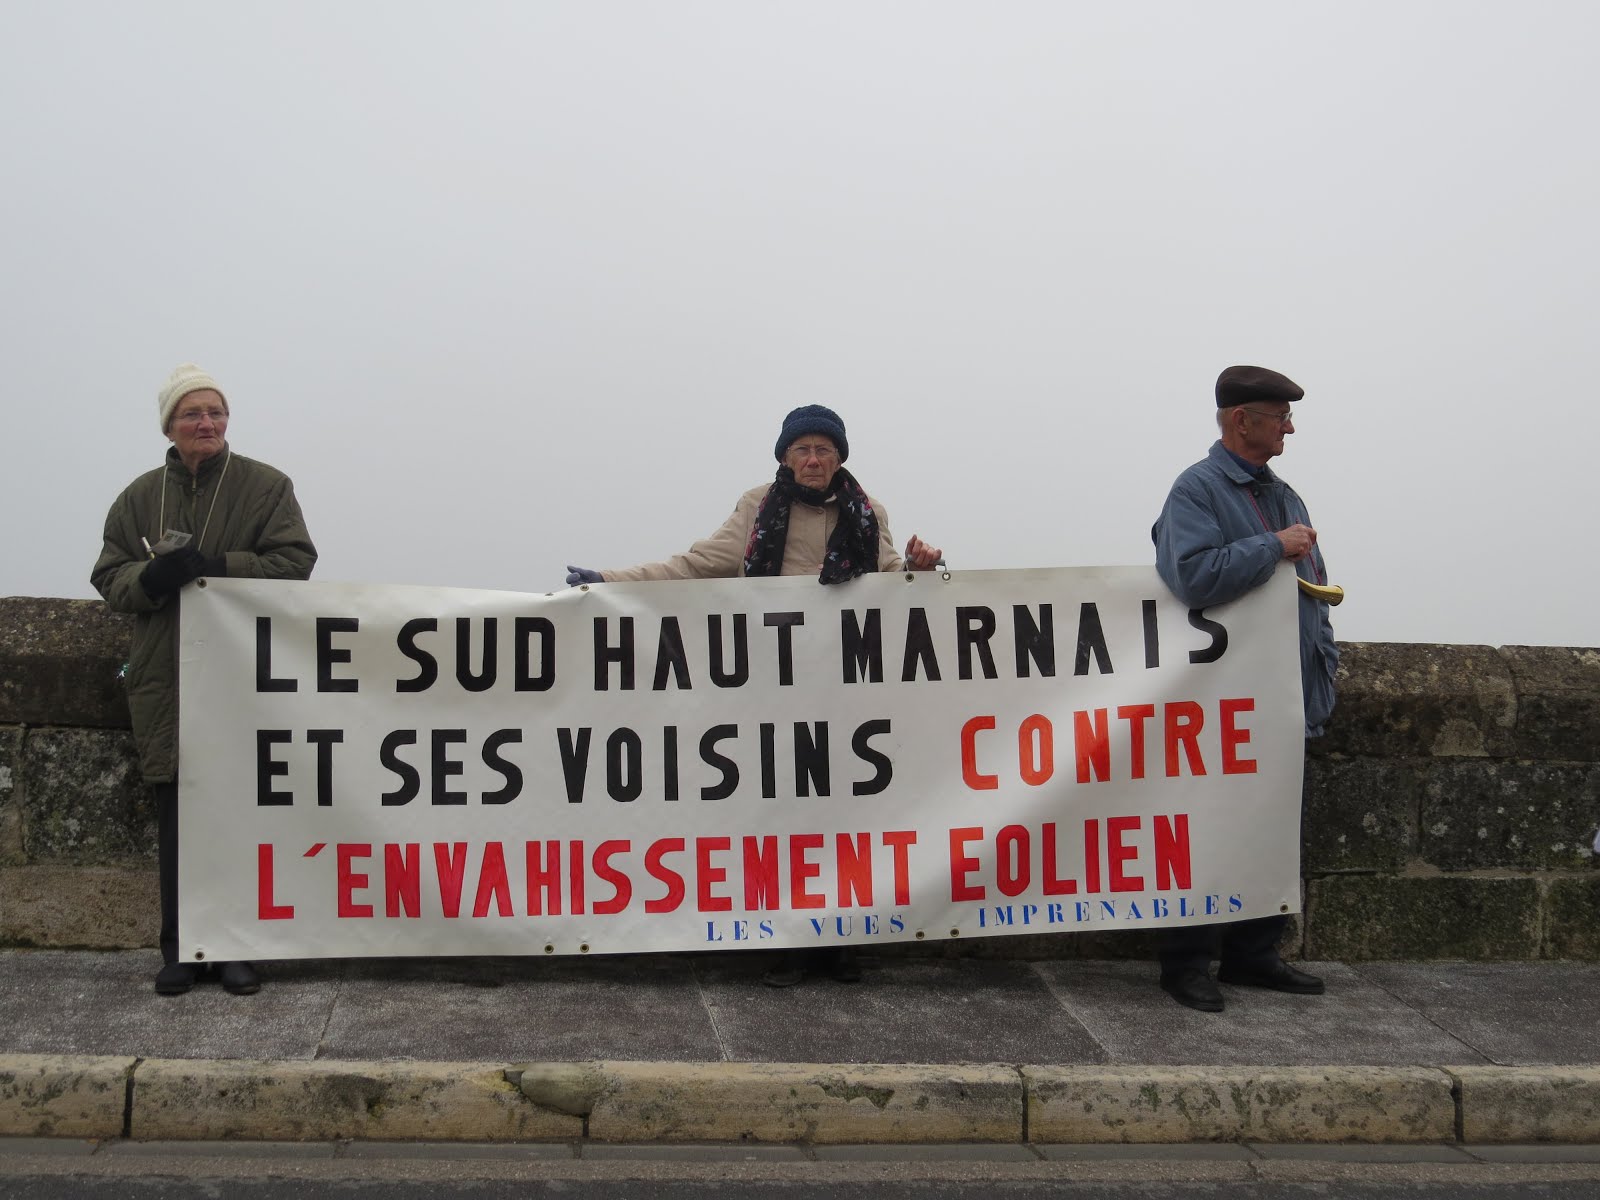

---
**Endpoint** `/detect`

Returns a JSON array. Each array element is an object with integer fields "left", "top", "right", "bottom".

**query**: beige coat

[{"left": 602, "top": 483, "right": 904, "bottom": 582}]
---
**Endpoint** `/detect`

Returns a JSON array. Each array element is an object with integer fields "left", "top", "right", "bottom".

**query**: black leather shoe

[
  {"left": 762, "top": 952, "right": 807, "bottom": 988},
  {"left": 1160, "top": 968, "right": 1224, "bottom": 1012},
  {"left": 218, "top": 961, "right": 261, "bottom": 995},
  {"left": 154, "top": 962, "right": 199, "bottom": 996},
  {"left": 1218, "top": 960, "right": 1325, "bottom": 994},
  {"left": 828, "top": 946, "right": 862, "bottom": 983}
]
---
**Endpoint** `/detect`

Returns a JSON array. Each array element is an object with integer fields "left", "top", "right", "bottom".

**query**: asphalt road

[
  {"left": 4, "top": 1144, "right": 1600, "bottom": 1200},
  {"left": 5, "top": 1176, "right": 1600, "bottom": 1199}
]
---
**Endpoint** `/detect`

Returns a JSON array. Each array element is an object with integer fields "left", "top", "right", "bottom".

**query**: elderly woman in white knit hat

[
  {"left": 565, "top": 403, "right": 943, "bottom": 987},
  {"left": 92, "top": 364, "right": 317, "bottom": 996}
]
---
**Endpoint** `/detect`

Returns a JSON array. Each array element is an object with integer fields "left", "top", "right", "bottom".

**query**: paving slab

[
  {"left": 1037, "top": 960, "right": 1488, "bottom": 1066},
  {"left": 0, "top": 951, "right": 337, "bottom": 1060},
  {"left": 696, "top": 956, "right": 1105, "bottom": 1065},
  {"left": 1355, "top": 962, "right": 1600, "bottom": 1065},
  {"left": 318, "top": 954, "right": 722, "bottom": 1062}
]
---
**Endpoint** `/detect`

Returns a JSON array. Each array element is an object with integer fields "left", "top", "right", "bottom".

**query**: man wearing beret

[
  {"left": 1150, "top": 365, "right": 1338, "bottom": 1012},
  {"left": 565, "top": 403, "right": 943, "bottom": 986}
]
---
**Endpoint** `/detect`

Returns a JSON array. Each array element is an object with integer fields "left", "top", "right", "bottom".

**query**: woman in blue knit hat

[
  {"left": 564, "top": 404, "right": 943, "bottom": 985},
  {"left": 567, "top": 404, "right": 941, "bottom": 587}
]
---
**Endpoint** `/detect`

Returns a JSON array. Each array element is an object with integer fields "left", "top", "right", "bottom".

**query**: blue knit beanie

[{"left": 774, "top": 404, "right": 849, "bottom": 463}]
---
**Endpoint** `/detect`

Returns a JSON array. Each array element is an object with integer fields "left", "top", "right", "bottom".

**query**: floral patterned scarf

[{"left": 743, "top": 465, "right": 880, "bottom": 584}]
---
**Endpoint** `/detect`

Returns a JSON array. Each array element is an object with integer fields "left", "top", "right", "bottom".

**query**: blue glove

[{"left": 566, "top": 565, "right": 603, "bottom": 586}]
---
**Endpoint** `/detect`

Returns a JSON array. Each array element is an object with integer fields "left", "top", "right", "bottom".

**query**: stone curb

[
  {"left": 1024, "top": 1065, "right": 1456, "bottom": 1144},
  {"left": 511, "top": 1061, "right": 1022, "bottom": 1144},
  {"left": 0, "top": 1054, "right": 134, "bottom": 1138},
  {"left": 1451, "top": 1066, "right": 1600, "bottom": 1143},
  {"left": 131, "top": 1059, "right": 578, "bottom": 1142},
  {"left": 3, "top": 1056, "right": 1598, "bottom": 1145}
]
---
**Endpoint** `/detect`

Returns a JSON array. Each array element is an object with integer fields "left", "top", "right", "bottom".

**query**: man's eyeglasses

[
  {"left": 174, "top": 408, "right": 228, "bottom": 425},
  {"left": 786, "top": 443, "right": 839, "bottom": 462},
  {"left": 1238, "top": 408, "right": 1294, "bottom": 427}
]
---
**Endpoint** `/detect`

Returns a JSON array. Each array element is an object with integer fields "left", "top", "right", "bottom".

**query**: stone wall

[{"left": 1, "top": 597, "right": 1596, "bottom": 956}]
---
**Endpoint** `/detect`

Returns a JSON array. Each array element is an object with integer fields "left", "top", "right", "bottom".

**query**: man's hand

[
  {"left": 566, "top": 565, "right": 604, "bottom": 586},
  {"left": 904, "top": 535, "right": 944, "bottom": 571},
  {"left": 1276, "top": 524, "right": 1317, "bottom": 563}
]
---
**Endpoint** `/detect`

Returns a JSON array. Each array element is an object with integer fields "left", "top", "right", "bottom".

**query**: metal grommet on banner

[
  {"left": 579, "top": 943, "right": 590, "bottom": 954},
  {"left": 196, "top": 578, "right": 208, "bottom": 589},
  {"left": 543, "top": 944, "right": 555, "bottom": 954},
  {"left": 914, "top": 930, "right": 925, "bottom": 940},
  {"left": 904, "top": 573, "right": 915, "bottom": 582},
  {"left": 1280, "top": 903, "right": 1290, "bottom": 913},
  {"left": 193, "top": 950, "right": 206, "bottom": 961},
  {"left": 949, "top": 928, "right": 960, "bottom": 938}
]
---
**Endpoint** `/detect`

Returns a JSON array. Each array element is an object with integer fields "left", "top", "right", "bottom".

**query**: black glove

[
  {"left": 140, "top": 546, "right": 205, "bottom": 601},
  {"left": 197, "top": 554, "right": 227, "bottom": 578}
]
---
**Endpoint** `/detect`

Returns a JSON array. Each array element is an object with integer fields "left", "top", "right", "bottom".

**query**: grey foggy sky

[{"left": 3, "top": 1, "right": 1596, "bottom": 647}]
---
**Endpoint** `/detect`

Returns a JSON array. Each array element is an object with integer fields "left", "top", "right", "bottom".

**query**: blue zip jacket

[{"left": 1152, "top": 440, "right": 1338, "bottom": 735}]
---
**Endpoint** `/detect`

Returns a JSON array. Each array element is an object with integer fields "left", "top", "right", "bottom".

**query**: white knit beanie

[{"left": 157, "top": 363, "right": 227, "bottom": 433}]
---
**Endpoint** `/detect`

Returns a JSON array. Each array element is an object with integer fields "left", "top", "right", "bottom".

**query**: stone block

[
  {"left": 1305, "top": 875, "right": 1540, "bottom": 960},
  {"left": 1301, "top": 756, "right": 1420, "bottom": 873},
  {"left": 1500, "top": 646, "right": 1600, "bottom": 762},
  {"left": 1420, "top": 761, "right": 1599, "bottom": 871},
  {"left": 1024, "top": 1065, "right": 1454, "bottom": 1143},
  {"left": 0, "top": 865, "right": 158, "bottom": 948},
  {"left": 0, "top": 726, "right": 22, "bottom": 866},
  {"left": 1543, "top": 875, "right": 1600, "bottom": 959},
  {"left": 1454, "top": 1066, "right": 1600, "bottom": 1142},
  {"left": 528, "top": 1061, "right": 1022, "bottom": 1143},
  {"left": 17, "top": 727, "right": 152, "bottom": 863},
  {"left": 132, "top": 1058, "right": 579, "bottom": 1141},
  {"left": 0, "top": 1053, "right": 134, "bottom": 1137},
  {"left": 0, "top": 598, "right": 133, "bottom": 728},
  {"left": 1317, "top": 643, "right": 1515, "bottom": 758}
]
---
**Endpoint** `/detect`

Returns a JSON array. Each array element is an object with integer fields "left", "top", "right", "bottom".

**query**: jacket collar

[
  {"left": 166, "top": 441, "right": 232, "bottom": 481},
  {"left": 1208, "top": 439, "right": 1276, "bottom": 487}
]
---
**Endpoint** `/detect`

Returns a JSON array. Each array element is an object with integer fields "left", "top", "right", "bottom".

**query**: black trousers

[
  {"left": 1159, "top": 913, "right": 1288, "bottom": 977},
  {"left": 153, "top": 781, "right": 179, "bottom": 965}
]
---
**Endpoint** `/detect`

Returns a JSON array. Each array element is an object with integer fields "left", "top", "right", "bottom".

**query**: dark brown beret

[{"left": 1215, "top": 365, "right": 1304, "bottom": 408}]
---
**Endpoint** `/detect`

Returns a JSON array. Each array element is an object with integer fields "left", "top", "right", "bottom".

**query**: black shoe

[
  {"left": 762, "top": 951, "right": 807, "bottom": 988},
  {"left": 218, "top": 961, "right": 261, "bottom": 995},
  {"left": 828, "top": 946, "right": 862, "bottom": 983},
  {"left": 1218, "top": 960, "right": 1325, "bottom": 995},
  {"left": 155, "top": 962, "right": 199, "bottom": 996},
  {"left": 1160, "top": 968, "right": 1224, "bottom": 1012}
]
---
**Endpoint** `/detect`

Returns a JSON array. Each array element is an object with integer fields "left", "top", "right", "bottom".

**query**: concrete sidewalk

[{"left": 2, "top": 951, "right": 1597, "bottom": 1145}]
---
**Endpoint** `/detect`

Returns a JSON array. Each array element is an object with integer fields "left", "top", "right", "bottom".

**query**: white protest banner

[{"left": 177, "top": 565, "right": 1303, "bottom": 960}]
